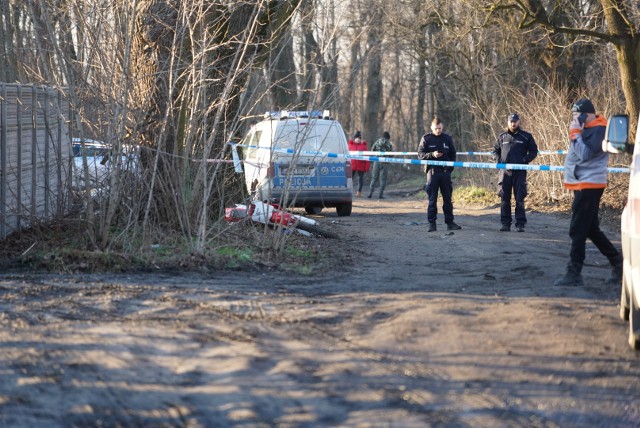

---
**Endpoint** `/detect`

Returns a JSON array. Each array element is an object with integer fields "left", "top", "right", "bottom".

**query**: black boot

[
  {"left": 428, "top": 222, "right": 437, "bottom": 232},
  {"left": 447, "top": 221, "right": 461, "bottom": 231},
  {"left": 367, "top": 190, "right": 373, "bottom": 198},
  {"left": 606, "top": 254, "right": 623, "bottom": 284},
  {"left": 554, "top": 262, "right": 584, "bottom": 287}
]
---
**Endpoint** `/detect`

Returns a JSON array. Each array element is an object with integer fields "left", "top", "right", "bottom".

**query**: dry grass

[
  {"left": 0, "top": 215, "right": 349, "bottom": 275},
  {"left": 0, "top": 169, "right": 627, "bottom": 274}
]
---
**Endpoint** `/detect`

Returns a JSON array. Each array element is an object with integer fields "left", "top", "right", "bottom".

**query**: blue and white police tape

[
  {"left": 349, "top": 150, "right": 417, "bottom": 156},
  {"left": 237, "top": 145, "right": 566, "bottom": 157},
  {"left": 231, "top": 144, "right": 628, "bottom": 173},
  {"left": 349, "top": 154, "right": 629, "bottom": 174},
  {"left": 349, "top": 150, "right": 568, "bottom": 156}
]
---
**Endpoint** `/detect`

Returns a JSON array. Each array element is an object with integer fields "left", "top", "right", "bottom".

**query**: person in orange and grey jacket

[
  {"left": 417, "top": 117, "right": 461, "bottom": 232},
  {"left": 554, "top": 98, "right": 622, "bottom": 287},
  {"left": 348, "top": 130, "right": 370, "bottom": 197},
  {"left": 492, "top": 113, "right": 538, "bottom": 232}
]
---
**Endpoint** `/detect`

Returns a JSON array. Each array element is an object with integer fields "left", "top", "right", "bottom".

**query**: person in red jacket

[{"left": 348, "top": 130, "right": 370, "bottom": 197}]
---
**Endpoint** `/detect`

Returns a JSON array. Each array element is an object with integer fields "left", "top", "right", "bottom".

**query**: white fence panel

[{"left": 0, "top": 84, "right": 72, "bottom": 239}]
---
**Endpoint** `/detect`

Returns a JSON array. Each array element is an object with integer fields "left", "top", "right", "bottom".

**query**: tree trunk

[
  {"left": 299, "top": 2, "right": 315, "bottom": 110},
  {"left": 342, "top": 40, "right": 360, "bottom": 134},
  {"left": 600, "top": 0, "right": 640, "bottom": 132},
  {"left": 268, "top": 27, "right": 298, "bottom": 110},
  {"left": 364, "top": 9, "right": 383, "bottom": 144},
  {"left": 416, "top": 54, "right": 426, "bottom": 138},
  {"left": 0, "top": 0, "right": 17, "bottom": 82}
]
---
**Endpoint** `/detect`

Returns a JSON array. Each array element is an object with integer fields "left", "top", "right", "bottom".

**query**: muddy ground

[{"left": 1, "top": 186, "right": 640, "bottom": 427}]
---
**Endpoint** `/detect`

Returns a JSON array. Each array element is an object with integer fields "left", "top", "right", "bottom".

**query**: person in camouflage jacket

[{"left": 368, "top": 131, "right": 394, "bottom": 199}]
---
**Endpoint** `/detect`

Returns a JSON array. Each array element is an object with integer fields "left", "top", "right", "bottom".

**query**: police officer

[
  {"left": 492, "top": 113, "right": 538, "bottom": 232},
  {"left": 417, "top": 117, "right": 461, "bottom": 232}
]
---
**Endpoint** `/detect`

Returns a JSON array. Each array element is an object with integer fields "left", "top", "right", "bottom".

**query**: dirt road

[{"left": 1, "top": 189, "right": 640, "bottom": 427}]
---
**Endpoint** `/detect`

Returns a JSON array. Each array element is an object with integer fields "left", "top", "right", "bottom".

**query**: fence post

[
  {"left": 43, "top": 87, "right": 50, "bottom": 217},
  {"left": 56, "top": 89, "right": 63, "bottom": 215},
  {"left": 1, "top": 84, "right": 6, "bottom": 239},
  {"left": 16, "top": 85, "right": 23, "bottom": 230},
  {"left": 31, "top": 86, "right": 37, "bottom": 219}
]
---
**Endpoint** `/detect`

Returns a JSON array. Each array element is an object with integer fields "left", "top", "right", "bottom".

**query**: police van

[
  {"left": 241, "top": 110, "right": 353, "bottom": 216},
  {"left": 603, "top": 113, "right": 640, "bottom": 349}
]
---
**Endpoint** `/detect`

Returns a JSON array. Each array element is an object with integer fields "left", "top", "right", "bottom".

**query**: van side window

[{"left": 245, "top": 130, "right": 262, "bottom": 159}]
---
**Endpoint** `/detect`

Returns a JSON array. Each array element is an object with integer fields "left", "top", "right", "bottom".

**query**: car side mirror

[{"left": 603, "top": 114, "right": 630, "bottom": 154}]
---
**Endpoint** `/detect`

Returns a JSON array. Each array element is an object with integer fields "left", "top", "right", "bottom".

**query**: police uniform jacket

[
  {"left": 417, "top": 133, "right": 457, "bottom": 173},
  {"left": 493, "top": 128, "right": 538, "bottom": 166},
  {"left": 563, "top": 115, "right": 608, "bottom": 190}
]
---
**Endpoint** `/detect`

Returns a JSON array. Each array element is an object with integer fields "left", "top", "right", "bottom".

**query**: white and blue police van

[
  {"left": 604, "top": 113, "right": 640, "bottom": 349},
  {"left": 241, "top": 110, "right": 353, "bottom": 216}
]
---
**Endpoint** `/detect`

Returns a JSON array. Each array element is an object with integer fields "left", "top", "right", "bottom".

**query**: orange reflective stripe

[{"left": 564, "top": 182, "right": 607, "bottom": 190}]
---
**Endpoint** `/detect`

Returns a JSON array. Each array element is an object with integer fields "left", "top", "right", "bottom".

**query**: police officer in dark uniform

[
  {"left": 418, "top": 117, "right": 461, "bottom": 232},
  {"left": 492, "top": 113, "right": 538, "bottom": 232}
]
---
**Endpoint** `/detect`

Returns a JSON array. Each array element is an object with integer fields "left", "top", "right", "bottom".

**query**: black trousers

[
  {"left": 425, "top": 170, "right": 454, "bottom": 224},
  {"left": 499, "top": 170, "right": 528, "bottom": 226},
  {"left": 352, "top": 170, "right": 365, "bottom": 193},
  {"left": 569, "top": 188, "right": 619, "bottom": 265}
]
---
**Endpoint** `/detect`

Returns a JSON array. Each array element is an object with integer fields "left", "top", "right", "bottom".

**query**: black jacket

[
  {"left": 493, "top": 128, "right": 538, "bottom": 165},
  {"left": 417, "top": 133, "right": 457, "bottom": 172}
]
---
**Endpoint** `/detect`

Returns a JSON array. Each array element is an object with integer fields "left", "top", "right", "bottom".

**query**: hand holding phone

[
  {"left": 569, "top": 113, "right": 585, "bottom": 140},
  {"left": 577, "top": 113, "right": 587, "bottom": 125}
]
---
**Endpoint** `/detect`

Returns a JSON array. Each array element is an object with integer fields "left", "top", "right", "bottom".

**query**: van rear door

[{"left": 272, "top": 121, "right": 349, "bottom": 190}]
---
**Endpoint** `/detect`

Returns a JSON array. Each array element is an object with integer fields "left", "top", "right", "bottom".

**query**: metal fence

[{"left": 0, "top": 83, "right": 71, "bottom": 239}]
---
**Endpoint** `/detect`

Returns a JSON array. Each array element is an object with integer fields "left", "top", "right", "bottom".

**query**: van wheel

[
  {"left": 336, "top": 202, "right": 352, "bottom": 217},
  {"left": 305, "top": 206, "right": 323, "bottom": 215}
]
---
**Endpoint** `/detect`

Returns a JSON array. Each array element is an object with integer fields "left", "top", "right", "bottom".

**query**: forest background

[{"left": 1, "top": 0, "right": 639, "bottom": 267}]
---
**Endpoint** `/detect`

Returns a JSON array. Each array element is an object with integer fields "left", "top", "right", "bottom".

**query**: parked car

[
  {"left": 603, "top": 113, "right": 640, "bottom": 349},
  {"left": 72, "top": 138, "right": 111, "bottom": 190},
  {"left": 72, "top": 138, "right": 140, "bottom": 191},
  {"left": 241, "top": 110, "right": 353, "bottom": 216}
]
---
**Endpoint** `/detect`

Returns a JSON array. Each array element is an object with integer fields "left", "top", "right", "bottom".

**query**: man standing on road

[
  {"left": 368, "top": 131, "right": 393, "bottom": 199},
  {"left": 554, "top": 98, "right": 622, "bottom": 287},
  {"left": 492, "top": 113, "right": 538, "bottom": 232},
  {"left": 417, "top": 117, "right": 461, "bottom": 232}
]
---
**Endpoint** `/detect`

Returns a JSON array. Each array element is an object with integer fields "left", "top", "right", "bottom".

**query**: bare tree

[
  {"left": 483, "top": 0, "right": 640, "bottom": 128},
  {"left": 0, "top": 0, "right": 17, "bottom": 81},
  {"left": 267, "top": 27, "right": 298, "bottom": 110},
  {"left": 363, "top": 6, "right": 383, "bottom": 143},
  {"left": 341, "top": 37, "right": 361, "bottom": 134},
  {"left": 131, "top": 0, "right": 302, "bottom": 248},
  {"left": 298, "top": 1, "right": 315, "bottom": 110}
]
